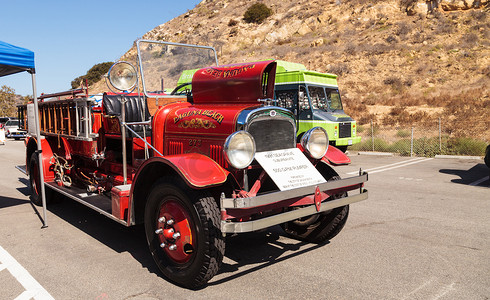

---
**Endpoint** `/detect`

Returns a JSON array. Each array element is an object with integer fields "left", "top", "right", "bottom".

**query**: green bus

[{"left": 274, "top": 60, "right": 360, "bottom": 152}]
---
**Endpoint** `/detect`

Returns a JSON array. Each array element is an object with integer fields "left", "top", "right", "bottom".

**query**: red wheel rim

[{"left": 155, "top": 199, "right": 195, "bottom": 263}]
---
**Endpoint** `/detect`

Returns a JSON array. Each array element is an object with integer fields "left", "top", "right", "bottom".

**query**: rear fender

[{"left": 26, "top": 136, "right": 55, "bottom": 182}]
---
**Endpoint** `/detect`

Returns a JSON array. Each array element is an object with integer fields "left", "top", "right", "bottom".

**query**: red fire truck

[{"left": 21, "top": 40, "right": 368, "bottom": 288}]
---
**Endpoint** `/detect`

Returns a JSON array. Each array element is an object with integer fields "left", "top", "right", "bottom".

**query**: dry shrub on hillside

[
  {"left": 434, "top": 17, "right": 454, "bottom": 35},
  {"left": 469, "top": 10, "right": 487, "bottom": 22},
  {"left": 394, "top": 21, "right": 412, "bottom": 36},
  {"left": 460, "top": 33, "right": 479, "bottom": 47},
  {"left": 357, "top": 113, "right": 378, "bottom": 125},
  {"left": 386, "top": 35, "right": 398, "bottom": 44},
  {"left": 243, "top": 3, "right": 272, "bottom": 24},
  {"left": 328, "top": 63, "right": 351, "bottom": 76},
  {"left": 383, "top": 76, "right": 404, "bottom": 94},
  {"left": 382, "top": 106, "right": 431, "bottom": 126}
]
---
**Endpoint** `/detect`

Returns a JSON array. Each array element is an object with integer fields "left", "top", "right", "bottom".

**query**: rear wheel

[
  {"left": 281, "top": 175, "right": 349, "bottom": 243},
  {"left": 29, "top": 152, "right": 51, "bottom": 206},
  {"left": 144, "top": 179, "right": 224, "bottom": 289}
]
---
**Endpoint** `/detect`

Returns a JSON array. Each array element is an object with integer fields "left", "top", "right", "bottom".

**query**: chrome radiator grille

[{"left": 247, "top": 118, "right": 296, "bottom": 152}]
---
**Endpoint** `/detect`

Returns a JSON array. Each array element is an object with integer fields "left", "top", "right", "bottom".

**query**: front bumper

[
  {"left": 333, "top": 136, "right": 361, "bottom": 146},
  {"left": 7, "top": 132, "right": 27, "bottom": 138},
  {"left": 220, "top": 172, "right": 368, "bottom": 233}
]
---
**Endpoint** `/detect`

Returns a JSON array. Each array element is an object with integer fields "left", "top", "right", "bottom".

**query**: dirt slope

[{"left": 91, "top": 0, "right": 489, "bottom": 137}]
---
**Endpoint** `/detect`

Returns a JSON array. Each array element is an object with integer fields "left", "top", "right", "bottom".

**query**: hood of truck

[
  {"left": 192, "top": 60, "right": 276, "bottom": 105},
  {"left": 312, "top": 110, "right": 353, "bottom": 122}
]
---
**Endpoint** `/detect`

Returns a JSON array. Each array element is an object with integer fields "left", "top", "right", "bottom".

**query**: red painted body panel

[
  {"left": 133, "top": 154, "right": 229, "bottom": 188},
  {"left": 29, "top": 137, "right": 55, "bottom": 183},
  {"left": 322, "top": 145, "right": 351, "bottom": 165},
  {"left": 192, "top": 60, "right": 276, "bottom": 104}
]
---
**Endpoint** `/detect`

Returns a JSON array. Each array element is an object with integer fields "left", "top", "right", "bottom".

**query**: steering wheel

[{"left": 170, "top": 82, "right": 192, "bottom": 95}]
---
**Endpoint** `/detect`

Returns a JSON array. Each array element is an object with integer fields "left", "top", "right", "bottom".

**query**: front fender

[
  {"left": 136, "top": 153, "right": 229, "bottom": 188},
  {"left": 322, "top": 145, "right": 351, "bottom": 165},
  {"left": 129, "top": 153, "right": 230, "bottom": 225}
]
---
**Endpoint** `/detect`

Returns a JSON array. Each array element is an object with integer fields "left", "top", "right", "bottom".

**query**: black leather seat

[{"left": 103, "top": 94, "right": 151, "bottom": 137}]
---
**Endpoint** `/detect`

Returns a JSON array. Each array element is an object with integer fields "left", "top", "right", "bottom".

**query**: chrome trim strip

[
  {"left": 222, "top": 172, "right": 367, "bottom": 208},
  {"left": 236, "top": 106, "right": 296, "bottom": 132},
  {"left": 221, "top": 189, "right": 368, "bottom": 233}
]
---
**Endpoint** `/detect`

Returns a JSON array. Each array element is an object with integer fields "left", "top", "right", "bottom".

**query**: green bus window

[
  {"left": 299, "top": 86, "right": 310, "bottom": 110},
  {"left": 308, "top": 86, "right": 327, "bottom": 110},
  {"left": 276, "top": 90, "right": 295, "bottom": 110},
  {"left": 327, "top": 89, "right": 343, "bottom": 110}
]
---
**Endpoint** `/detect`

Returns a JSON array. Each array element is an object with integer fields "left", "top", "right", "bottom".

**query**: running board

[
  {"left": 45, "top": 182, "right": 128, "bottom": 226},
  {"left": 16, "top": 165, "right": 27, "bottom": 175}
]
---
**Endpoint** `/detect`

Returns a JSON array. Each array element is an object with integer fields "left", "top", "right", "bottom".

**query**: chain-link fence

[{"left": 350, "top": 118, "right": 489, "bottom": 157}]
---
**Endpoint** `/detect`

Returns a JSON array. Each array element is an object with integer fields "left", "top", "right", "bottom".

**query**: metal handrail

[{"left": 122, "top": 122, "right": 163, "bottom": 157}]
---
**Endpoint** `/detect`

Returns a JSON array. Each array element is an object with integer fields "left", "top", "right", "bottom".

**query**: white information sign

[
  {"left": 27, "top": 103, "right": 37, "bottom": 136},
  {"left": 255, "top": 148, "right": 326, "bottom": 191}
]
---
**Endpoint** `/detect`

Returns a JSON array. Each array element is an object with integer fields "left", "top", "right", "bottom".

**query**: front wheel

[{"left": 144, "top": 179, "right": 224, "bottom": 289}]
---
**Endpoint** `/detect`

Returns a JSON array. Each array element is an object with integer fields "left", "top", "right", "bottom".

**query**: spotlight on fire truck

[
  {"left": 301, "top": 127, "right": 329, "bottom": 159},
  {"left": 107, "top": 61, "right": 137, "bottom": 92},
  {"left": 224, "top": 131, "right": 256, "bottom": 169}
]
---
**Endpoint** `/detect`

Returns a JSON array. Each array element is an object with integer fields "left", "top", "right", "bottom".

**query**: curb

[
  {"left": 435, "top": 155, "right": 482, "bottom": 160},
  {"left": 357, "top": 151, "right": 394, "bottom": 156}
]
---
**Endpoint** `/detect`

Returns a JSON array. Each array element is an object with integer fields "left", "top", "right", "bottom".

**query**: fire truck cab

[{"left": 21, "top": 40, "right": 368, "bottom": 288}]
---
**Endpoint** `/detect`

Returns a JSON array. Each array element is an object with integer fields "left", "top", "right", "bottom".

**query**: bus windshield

[{"left": 307, "top": 85, "right": 343, "bottom": 111}]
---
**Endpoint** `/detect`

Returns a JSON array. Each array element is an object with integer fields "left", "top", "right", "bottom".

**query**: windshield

[
  {"left": 137, "top": 40, "right": 218, "bottom": 95},
  {"left": 5, "top": 120, "right": 19, "bottom": 126},
  {"left": 307, "top": 85, "right": 342, "bottom": 111}
]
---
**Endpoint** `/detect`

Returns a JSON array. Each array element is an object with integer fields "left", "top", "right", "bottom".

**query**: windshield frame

[{"left": 136, "top": 39, "right": 219, "bottom": 99}]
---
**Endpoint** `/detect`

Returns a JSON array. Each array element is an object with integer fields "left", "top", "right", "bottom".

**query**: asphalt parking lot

[{"left": 0, "top": 139, "right": 489, "bottom": 300}]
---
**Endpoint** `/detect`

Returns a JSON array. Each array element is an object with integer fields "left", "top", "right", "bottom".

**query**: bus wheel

[
  {"left": 281, "top": 175, "right": 349, "bottom": 243},
  {"left": 336, "top": 145, "right": 348, "bottom": 152}
]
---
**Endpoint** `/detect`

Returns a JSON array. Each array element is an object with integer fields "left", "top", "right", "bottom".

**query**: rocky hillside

[{"left": 94, "top": 0, "right": 489, "bottom": 136}]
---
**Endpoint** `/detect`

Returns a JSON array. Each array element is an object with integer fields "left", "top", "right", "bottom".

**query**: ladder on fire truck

[
  {"left": 34, "top": 88, "right": 98, "bottom": 141},
  {"left": 16, "top": 89, "right": 133, "bottom": 225}
]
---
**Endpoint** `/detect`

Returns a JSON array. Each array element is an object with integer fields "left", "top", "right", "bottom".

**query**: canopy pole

[{"left": 31, "top": 73, "right": 48, "bottom": 228}]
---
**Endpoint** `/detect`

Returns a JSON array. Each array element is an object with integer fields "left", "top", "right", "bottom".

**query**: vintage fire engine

[{"left": 22, "top": 40, "right": 368, "bottom": 288}]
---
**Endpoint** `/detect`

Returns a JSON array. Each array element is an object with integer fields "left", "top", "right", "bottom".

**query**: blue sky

[{"left": 1, "top": 0, "right": 202, "bottom": 96}]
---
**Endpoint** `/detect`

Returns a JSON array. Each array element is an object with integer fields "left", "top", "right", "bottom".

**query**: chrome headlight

[
  {"left": 107, "top": 61, "right": 137, "bottom": 91},
  {"left": 224, "top": 131, "right": 256, "bottom": 169},
  {"left": 301, "top": 127, "right": 329, "bottom": 159}
]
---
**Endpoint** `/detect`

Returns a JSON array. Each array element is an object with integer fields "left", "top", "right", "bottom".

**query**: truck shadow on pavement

[
  {"left": 0, "top": 178, "right": 32, "bottom": 209},
  {"left": 439, "top": 163, "right": 490, "bottom": 186},
  {"left": 44, "top": 194, "right": 325, "bottom": 287},
  {"left": 0, "top": 195, "right": 31, "bottom": 208},
  {"left": 210, "top": 230, "right": 325, "bottom": 285}
]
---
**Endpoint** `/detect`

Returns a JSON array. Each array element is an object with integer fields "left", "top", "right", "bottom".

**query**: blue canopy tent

[{"left": 0, "top": 41, "right": 48, "bottom": 227}]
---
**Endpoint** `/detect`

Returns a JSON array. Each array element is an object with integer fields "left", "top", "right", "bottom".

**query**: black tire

[
  {"left": 29, "top": 152, "right": 51, "bottom": 206},
  {"left": 484, "top": 145, "right": 490, "bottom": 168},
  {"left": 144, "top": 178, "right": 224, "bottom": 289},
  {"left": 336, "top": 145, "right": 348, "bottom": 153},
  {"left": 281, "top": 175, "right": 349, "bottom": 243}
]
